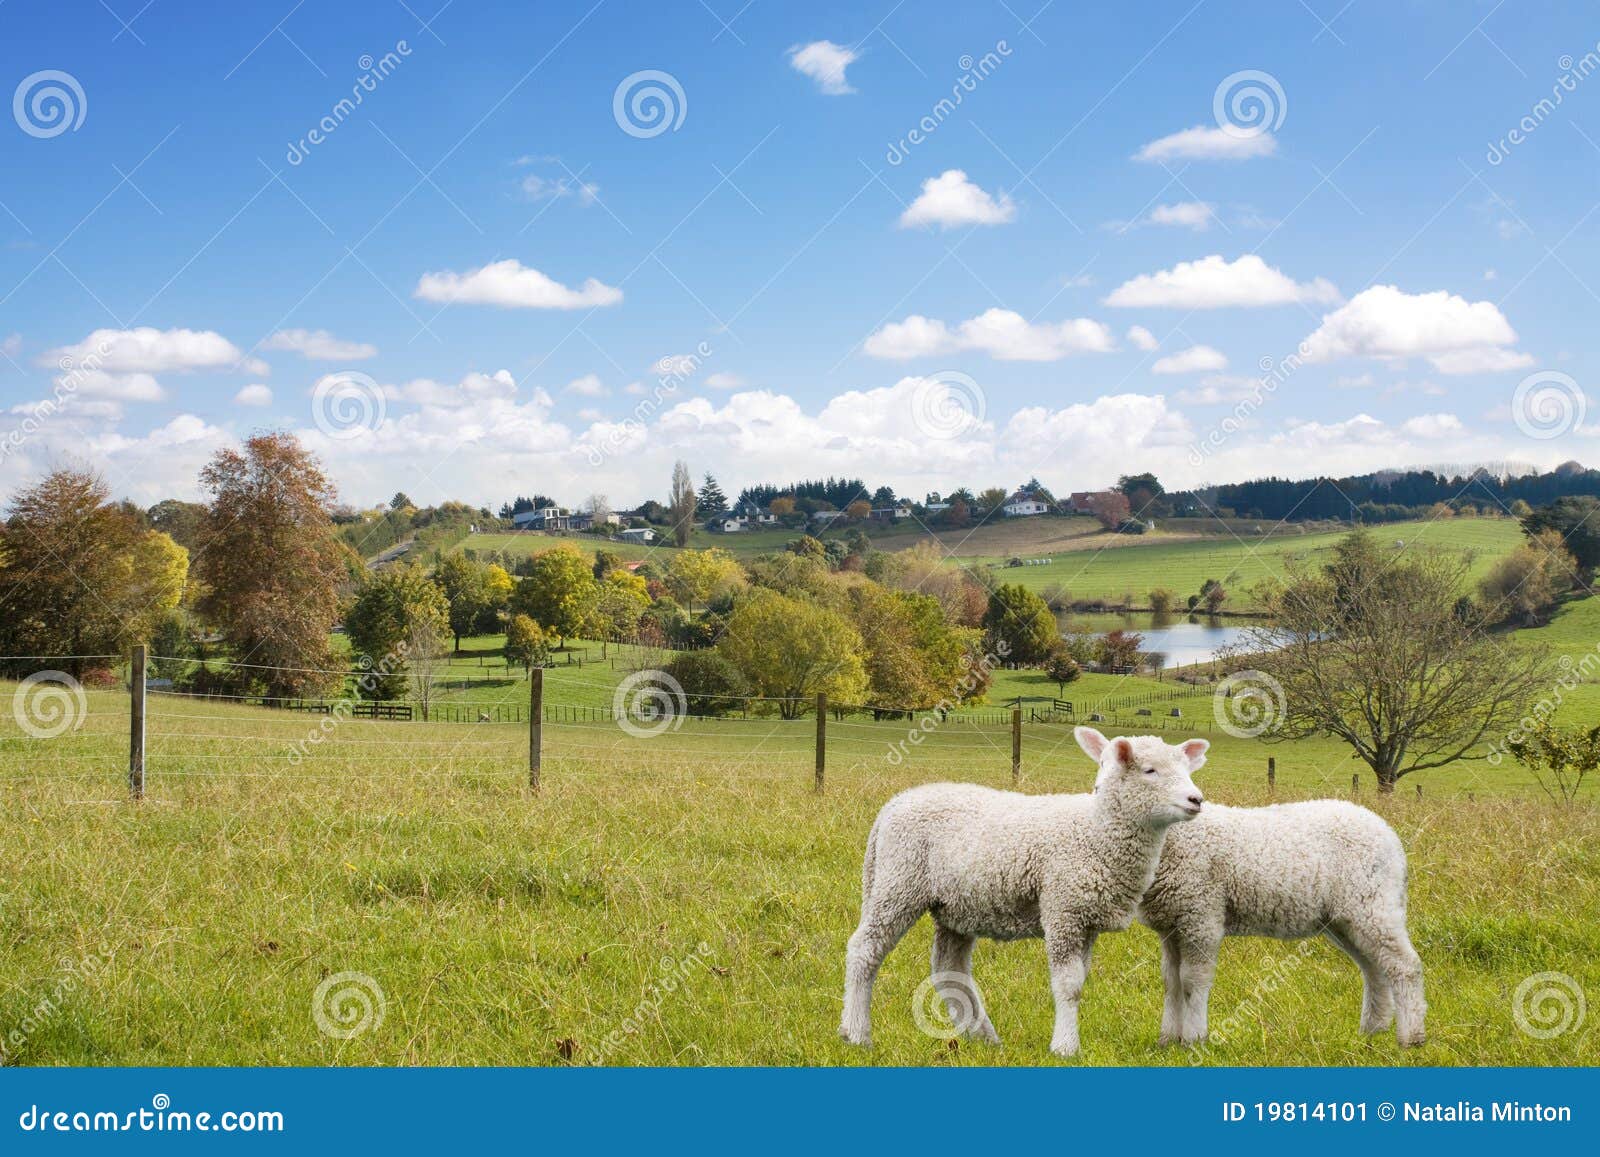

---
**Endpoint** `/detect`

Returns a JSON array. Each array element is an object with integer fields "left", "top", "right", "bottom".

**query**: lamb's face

[{"left": 1074, "top": 727, "right": 1207, "bottom": 827}]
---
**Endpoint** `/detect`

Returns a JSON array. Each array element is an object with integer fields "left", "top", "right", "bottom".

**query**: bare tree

[
  {"left": 1246, "top": 535, "right": 1551, "bottom": 791},
  {"left": 407, "top": 614, "right": 449, "bottom": 722},
  {"left": 668, "top": 460, "right": 696, "bottom": 547}
]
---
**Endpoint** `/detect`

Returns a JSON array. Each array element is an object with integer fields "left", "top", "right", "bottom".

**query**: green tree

[
  {"left": 1521, "top": 496, "right": 1600, "bottom": 578},
  {"left": 344, "top": 563, "right": 450, "bottom": 699},
  {"left": 1505, "top": 720, "right": 1600, "bottom": 805},
  {"left": 668, "top": 460, "right": 697, "bottom": 547},
  {"left": 850, "top": 584, "right": 981, "bottom": 711},
  {"left": 512, "top": 544, "right": 598, "bottom": 646},
  {"left": 504, "top": 614, "right": 548, "bottom": 671},
  {"left": 663, "top": 650, "right": 748, "bottom": 716},
  {"left": 586, "top": 569, "right": 651, "bottom": 652},
  {"left": 1045, "top": 643, "right": 1081, "bottom": 694},
  {"left": 432, "top": 554, "right": 491, "bottom": 652},
  {"left": 716, "top": 589, "right": 868, "bottom": 718},
  {"left": 982, "top": 583, "right": 1058, "bottom": 664},
  {"left": 696, "top": 473, "right": 728, "bottom": 515},
  {"left": 666, "top": 548, "right": 744, "bottom": 606}
]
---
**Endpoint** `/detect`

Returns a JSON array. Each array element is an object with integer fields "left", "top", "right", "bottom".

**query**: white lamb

[
  {"left": 1138, "top": 799, "right": 1426, "bottom": 1048},
  {"left": 839, "top": 727, "right": 1207, "bottom": 1057}
]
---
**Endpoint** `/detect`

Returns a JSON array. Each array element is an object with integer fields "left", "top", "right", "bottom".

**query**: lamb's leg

[
  {"left": 931, "top": 925, "right": 999, "bottom": 1044},
  {"left": 1157, "top": 934, "right": 1185, "bottom": 1046},
  {"left": 840, "top": 898, "right": 923, "bottom": 1046},
  {"left": 1177, "top": 936, "right": 1219, "bottom": 1045},
  {"left": 1326, "top": 927, "right": 1393, "bottom": 1035},
  {"left": 1042, "top": 922, "right": 1090, "bottom": 1058},
  {"left": 1353, "top": 921, "right": 1426, "bottom": 1047}
]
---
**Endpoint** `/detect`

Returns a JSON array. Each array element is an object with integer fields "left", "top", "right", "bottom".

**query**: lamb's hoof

[
  {"left": 1157, "top": 1031, "right": 1178, "bottom": 1047},
  {"left": 838, "top": 1025, "right": 871, "bottom": 1047},
  {"left": 966, "top": 1021, "right": 1001, "bottom": 1046},
  {"left": 1398, "top": 1030, "right": 1426, "bottom": 1048},
  {"left": 1049, "top": 1040, "right": 1080, "bottom": 1058}
]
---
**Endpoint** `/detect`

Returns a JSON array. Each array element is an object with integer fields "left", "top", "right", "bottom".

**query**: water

[{"left": 1056, "top": 612, "right": 1265, "bottom": 668}]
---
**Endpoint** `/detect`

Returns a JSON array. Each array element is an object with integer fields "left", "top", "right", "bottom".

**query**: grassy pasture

[{"left": 1, "top": 684, "right": 1595, "bottom": 1067}]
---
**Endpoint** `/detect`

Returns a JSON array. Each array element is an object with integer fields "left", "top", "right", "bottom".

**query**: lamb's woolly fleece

[
  {"left": 1139, "top": 799, "right": 1426, "bottom": 1047},
  {"left": 839, "top": 731, "right": 1205, "bottom": 1057}
]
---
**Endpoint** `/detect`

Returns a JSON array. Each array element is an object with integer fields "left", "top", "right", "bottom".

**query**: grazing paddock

[{"left": 0, "top": 685, "right": 1595, "bottom": 1067}]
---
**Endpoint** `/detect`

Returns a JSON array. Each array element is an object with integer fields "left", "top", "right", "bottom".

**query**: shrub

[
  {"left": 664, "top": 651, "right": 749, "bottom": 716},
  {"left": 1148, "top": 587, "right": 1176, "bottom": 614}
]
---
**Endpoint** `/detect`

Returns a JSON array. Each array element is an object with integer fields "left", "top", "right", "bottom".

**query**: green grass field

[{"left": 1, "top": 680, "right": 1596, "bottom": 1067}]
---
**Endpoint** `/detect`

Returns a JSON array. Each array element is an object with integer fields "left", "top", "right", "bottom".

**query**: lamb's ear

[
  {"left": 1111, "top": 737, "right": 1133, "bottom": 768},
  {"left": 1074, "top": 726, "right": 1108, "bottom": 762},
  {"left": 1181, "top": 738, "right": 1209, "bottom": 770}
]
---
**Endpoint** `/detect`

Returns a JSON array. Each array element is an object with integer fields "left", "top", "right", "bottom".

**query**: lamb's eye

[{"left": 1143, "top": 767, "right": 1157, "bottom": 776}]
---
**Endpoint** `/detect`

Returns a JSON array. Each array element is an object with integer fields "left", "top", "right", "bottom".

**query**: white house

[
  {"left": 1002, "top": 491, "right": 1050, "bottom": 517},
  {"left": 512, "top": 506, "right": 569, "bottom": 530},
  {"left": 617, "top": 527, "right": 657, "bottom": 544},
  {"left": 711, "top": 514, "right": 748, "bottom": 533}
]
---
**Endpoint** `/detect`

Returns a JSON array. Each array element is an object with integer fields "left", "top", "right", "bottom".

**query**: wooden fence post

[
  {"left": 814, "top": 693, "right": 826, "bottom": 794},
  {"left": 129, "top": 643, "right": 146, "bottom": 801},
  {"left": 1351, "top": 772, "right": 1359, "bottom": 795},
  {"left": 529, "top": 666, "right": 543, "bottom": 792},
  {"left": 1011, "top": 708, "right": 1022, "bottom": 787},
  {"left": 1266, "top": 757, "right": 1275, "bottom": 792}
]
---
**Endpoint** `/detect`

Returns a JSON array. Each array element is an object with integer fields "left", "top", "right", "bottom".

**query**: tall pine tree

[{"left": 697, "top": 473, "right": 729, "bottom": 514}]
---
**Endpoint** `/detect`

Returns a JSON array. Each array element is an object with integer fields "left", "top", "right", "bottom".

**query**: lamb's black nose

[{"left": 1187, "top": 794, "right": 1204, "bottom": 808}]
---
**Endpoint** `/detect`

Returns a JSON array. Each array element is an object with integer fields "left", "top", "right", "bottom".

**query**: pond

[{"left": 1055, "top": 612, "right": 1269, "bottom": 669}]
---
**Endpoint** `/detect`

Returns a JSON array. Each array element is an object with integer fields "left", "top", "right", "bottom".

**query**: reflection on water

[{"left": 1056, "top": 611, "right": 1265, "bottom": 668}]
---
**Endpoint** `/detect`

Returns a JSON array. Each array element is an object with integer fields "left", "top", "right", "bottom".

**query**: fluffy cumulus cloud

[
  {"left": 564, "top": 373, "right": 608, "bottom": 397},
  {"left": 1152, "top": 344, "right": 1228, "bottom": 374},
  {"left": 899, "top": 170, "right": 1016, "bottom": 229},
  {"left": 1135, "top": 125, "right": 1277, "bottom": 162},
  {"left": 414, "top": 259, "right": 622, "bottom": 310},
  {"left": 1300, "top": 285, "right": 1532, "bottom": 374},
  {"left": 1147, "top": 201, "right": 1215, "bottom": 230},
  {"left": 704, "top": 372, "right": 745, "bottom": 389},
  {"left": 44, "top": 326, "right": 266, "bottom": 375},
  {"left": 263, "top": 329, "right": 377, "bottom": 360},
  {"left": 1400, "top": 412, "right": 1465, "bottom": 439},
  {"left": 1106, "top": 254, "right": 1340, "bottom": 309},
  {"left": 234, "top": 384, "right": 273, "bottom": 406},
  {"left": 864, "top": 308, "right": 1116, "bottom": 361},
  {"left": 1126, "top": 325, "right": 1159, "bottom": 351},
  {"left": 787, "top": 40, "right": 858, "bottom": 94},
  {"left": 386, "top": 369, "right": 523, "bottom": 408}
]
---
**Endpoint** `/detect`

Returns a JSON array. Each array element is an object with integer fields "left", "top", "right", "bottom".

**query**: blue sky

[{"left": 1, "top": 0, "right": 1597, "bottom": 509}]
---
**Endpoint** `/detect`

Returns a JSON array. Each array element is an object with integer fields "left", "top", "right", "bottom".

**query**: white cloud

[
  {"left": 1106, "top": 254, "right": 1340, "bottom": 309},
  {"left": 414, "top": 259, "right": 622, "bottom": 310},
  {"left": 1152, "top": 344, "right": 1228, "bottom": 374},
  {"left": 704, "top": 372, "right": 745, "bottom": 389},
  {"left": 1126, "top": 325, "right": 1159, "bottom": 351},
  {"left": 865, "top": 308, "right": 1116, "bottom": 362},
  {"left": 519, "top": 174, "right": 599, "bottom": 204},
  {"left": 234, "top": 384, "right": 273, "bottom": 406},
  {"left": 787, "top": 40, "right": 858, "bottom": 94},
  {"left": 263, "top": 329, "right": 377, "bottom": 361},
  {"left": 1300, "top": 285, "right": 1531, "bottom": 374},
  {"left": 1400, "top": 413, "right": 1465, "bottom": 439},
  {"left": 1135, "top": 125, "right": 1277, "bottom": 162},
  {"left": 1174, "top": 374, "right": 1263, "bottom": 404},
  {"left": 387, "top": 369, "right": 522, "bottom": 408},
  {"left": 898, "top": 170, "right": 1016, "bottom": 229},
  {"left": 564, "top": 373, "right": 608, "bottom": 397},
  {"left": 63, "top": 369, "right": 166, "bottom": 402},
  {"left": 1, "top": 333, "right": 20, "bottom": 358},
  {"left": 1147, "top": 201, "right": 1215, "bottom": 230},
  {"left": 653, "top": 354, "right": 701, "bottom": 378},
  {"left": 577, "top": 407, "right": 606, "bottom": 422},
  {"left": 44, "top": 327, "right": 265, "bottom": 375}
]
